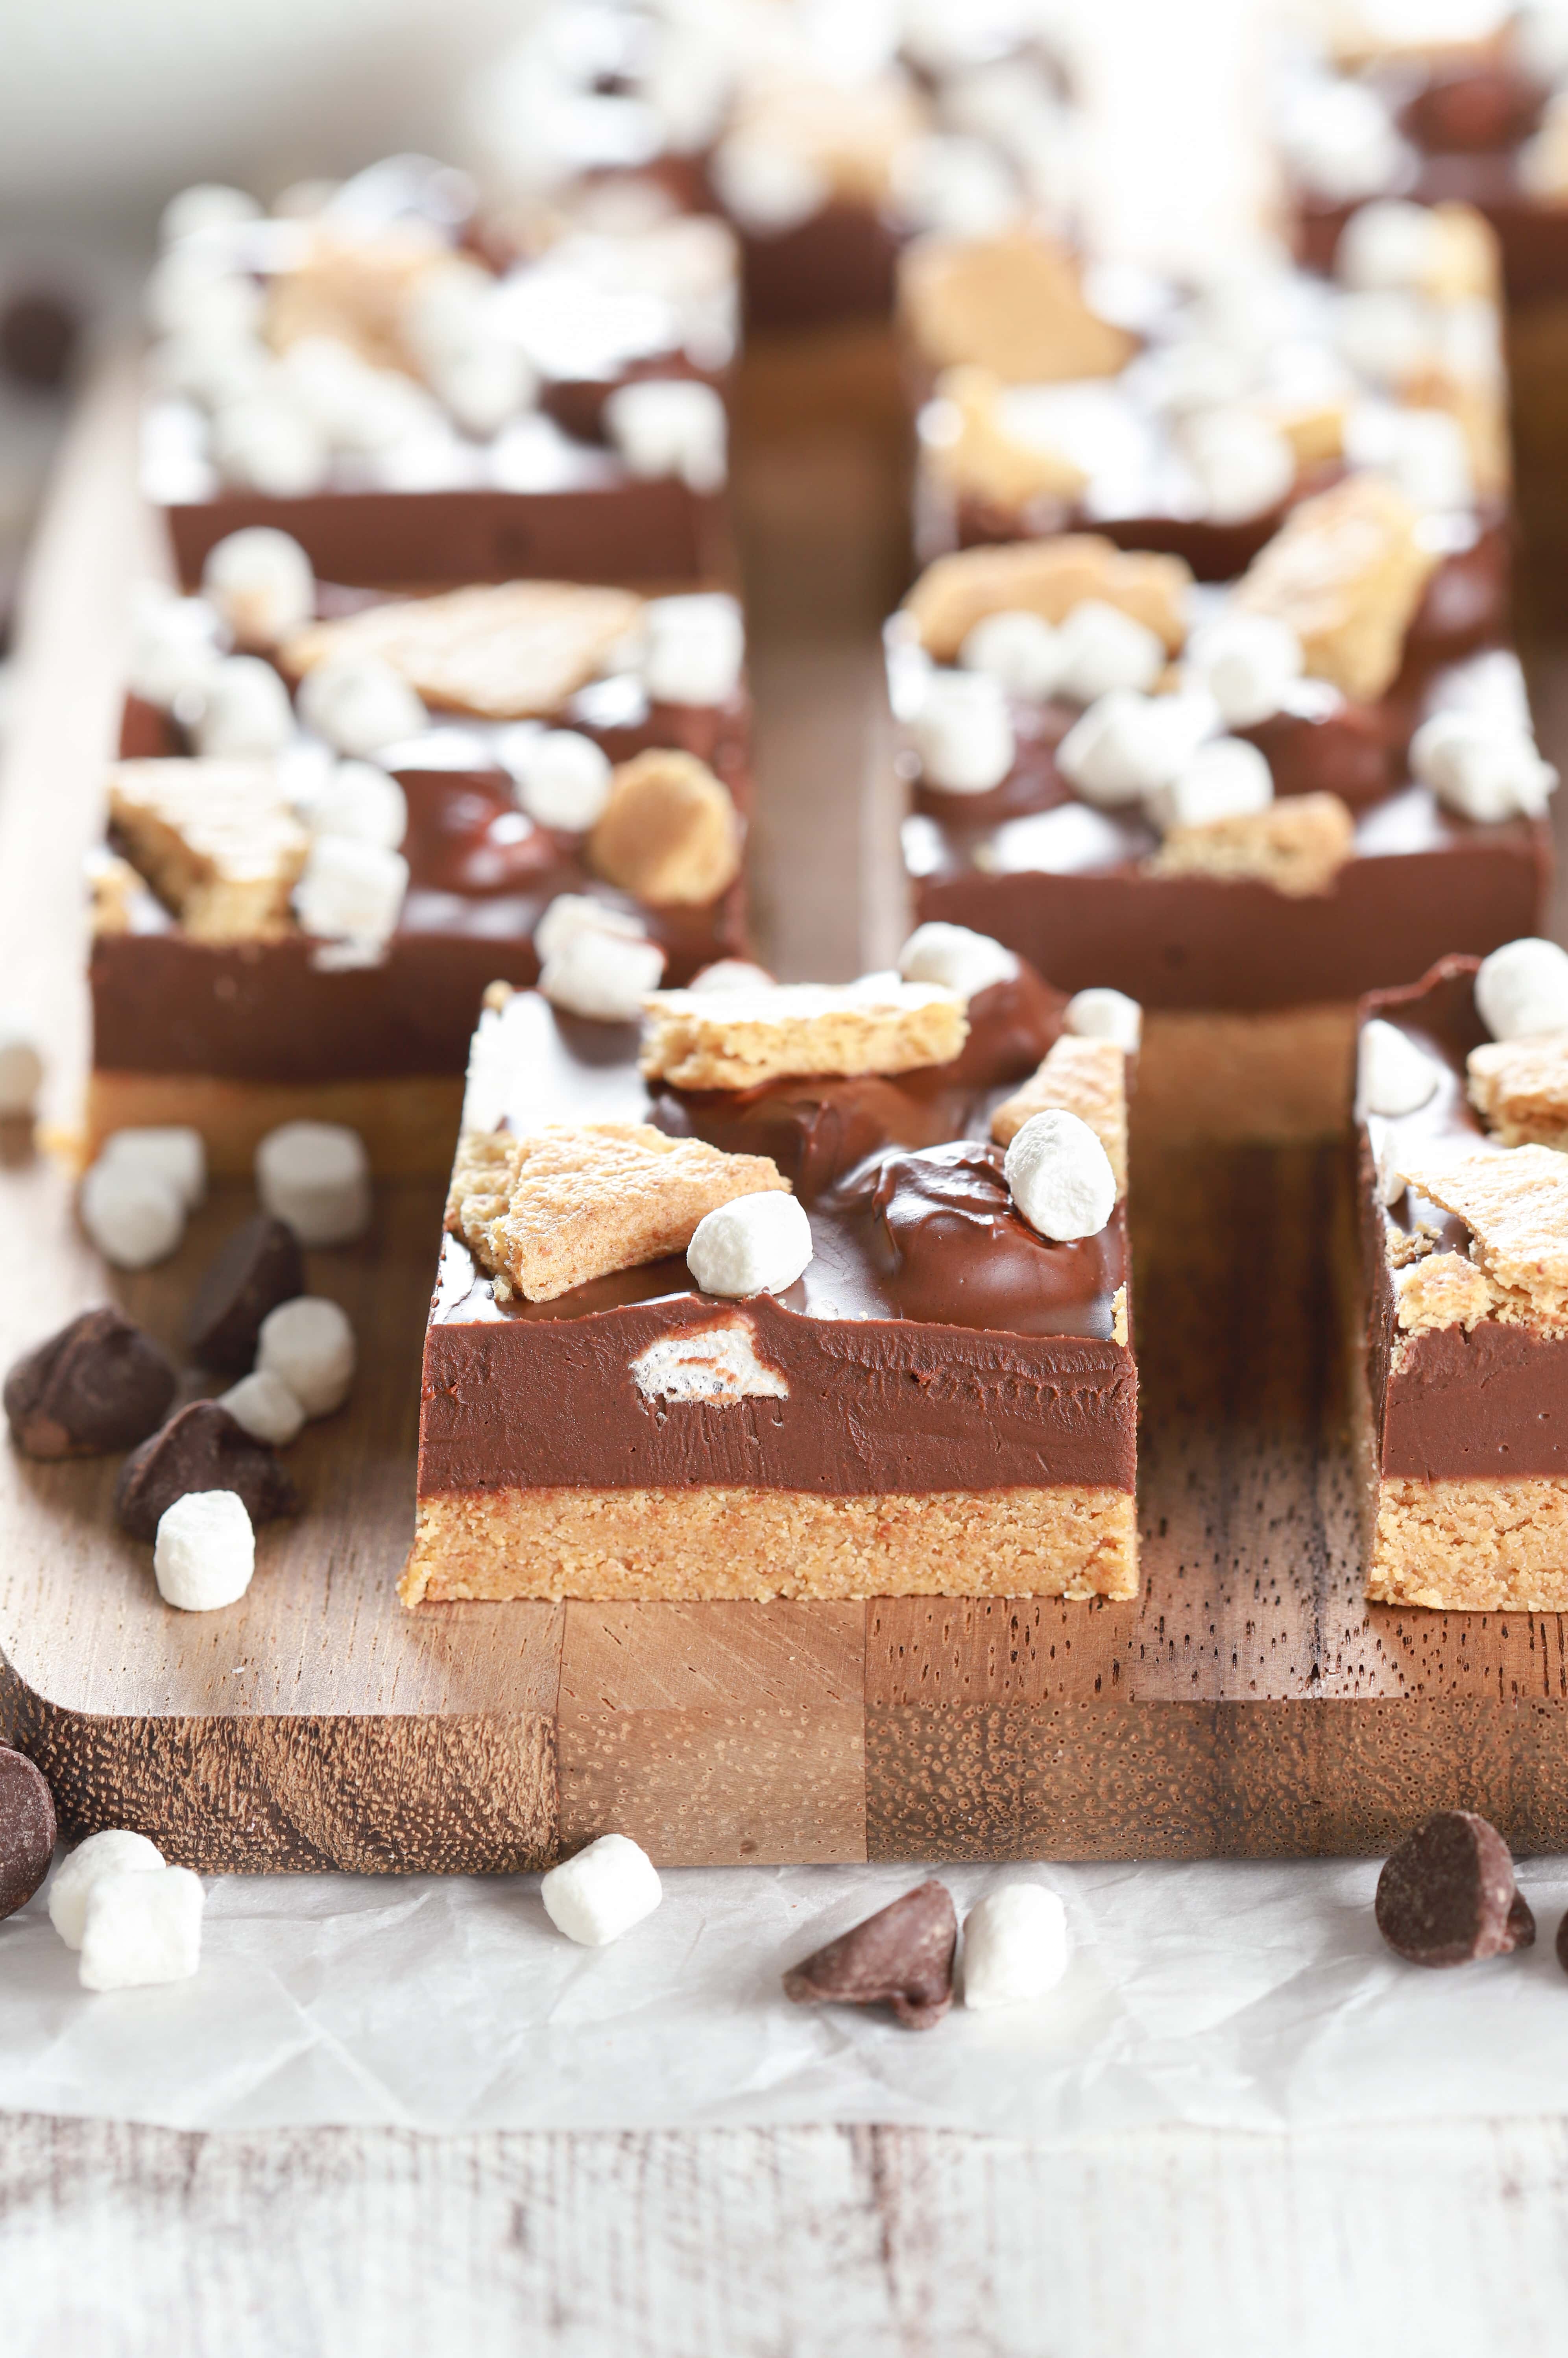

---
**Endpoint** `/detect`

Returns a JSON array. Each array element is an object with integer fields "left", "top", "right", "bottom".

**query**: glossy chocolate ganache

[
  {"left": 1359, "top": 954, "right": 1568, "bottom": 1482},
  {"left": 417, "top": 971, "right": 1137, "bottom": 1500}
]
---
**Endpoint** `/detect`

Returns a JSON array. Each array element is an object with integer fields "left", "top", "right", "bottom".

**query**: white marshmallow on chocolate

[
  {"left": 1334, "top": 290, "right": 1433, "bottom": 388},
  {"left": 1376, "top": 1131, "right": 1409, "bottom": 1209},
  {"left": 1052, "top": 601, "right": 1165, "bottom": 703},
  {"left": 217, "top": 1367, "right": 307, "bottom": 1448},
  {"left": 959, "top": 609, "right": 1063, "bottom": 702},
  {"left": 899, "top": 921, "right": 1019, "bottom": 999},
  {"left": 604, "top": 378, "right": 727, "bottom": 494},
  {"left": 210, "top": 394, "right": 330, "bottom": 498},
  {"left": 1065, "top": 987, "right": 1142, "bottom": 1054},
  {"left": 256, "top": 1120, "right": 371, "bottom": 1246},
  {"left": 297, "top": 657, "right": 427, "bottom": 758},
  {"left": 641, "top": 594, "right": 744, "bottom": 706},
  {"left": 308, "top": 761, "right": 408, "bottom": 851},
  {"left": 256, "top": 1296, "right": 356, "bottom": 1417},
  {"left": 1347, "top": 401, "right": 1472, "bottom": 511},
  {"left": 1476, "top": 937, "right": 1568, "bottom": 1041},
  {"left": 159, "top": 183, "right": 262, "bottom": 246},
  {"left": 79, "top": 1865, "right": 204, "bottom": 1992},
  {"left": 1338, "top": 199, "right": 1445, "bottom": 294},
  {"left": 282, "top": 337, "right": 438, "bottom": 457},
  {"left": 1182, "top": 409, "right": 1295, "bottom": 525},
  {"left": 127, "top": 592, "right": 227, "bottom": 710},
  {"left": 1184, "top": 614, "right": 1304, "bottom": 729},
  {"left": 48, "top": 1829, "right": 166, "bottom": 1951},
  {"left": 540, "top": 926, "right": 668, "bottom": 1022},
  {"left": 1410, "top": 711, "right": 1557, "bottom": 823},
  {"left": 0, "top": 1024, "right": 44, "bottom": 1118},
  {"left": 100, "top": 1125, "right": 206, "bottom": 1210},
  {"left": 687, "top": 1191, "right": 813, "bottom": 1298},
  {"left": 688, "top": 959, "right": 776, "bottom": 994},
  {"left": 709, "top": 135, "right": 826, "bottom": 236},
  {"left": 79, "top": 1159, "right": 185, "bottom": 1270},
  {"left": 1057, "top": 690, "right": 1205, "bottom": 807},
  {"left": 202, "top": 527, "right": 315, "bottom": 650},
  {"left": 425, "top": 339, "right": 538, "bottom": 439},
  {"left": 893, "top": 133, "right": 1021, "bottom": 238},
  {"left": 154, "top": 320, "right": 270, "bottom": 411},
  {"left": 295, "top": 835, "right": 409, "bottom": 950},
  {"left": 192, "top": 654, "right": 297, "bottom": 757},
  {"left": 1148, "top": 735, "right": 1273, "bottom": 833},
  {"left": 145, "top": 248, "right": 262, "bottom": 340},
  {"left": 154, "top": 1489, "right": 255, "bottom": 1612},
  {"left": 1358, "top": 1019, "right": 1441, "bottom": 1117},
  {"left": 1005, "top": 1109, "right": 1117, "bottom": 1242},
  {"left": 911, "top": 669, "right": 1016, "bottom": 794},
  {"left": 533, "top": 894, "right": 647, "bottom": 967},
  {"left": 1280, "top": 77, "right": 1407, "bottom": 203},
  {"left": 508, "top": 730, "right": 613, "bottom": 831},
  {"left": 962, "top": 1883, "right": 1069, "bottom": 2011},
  {"left": 541, "top": 1832, "right": 662, "bottom": 1947}
]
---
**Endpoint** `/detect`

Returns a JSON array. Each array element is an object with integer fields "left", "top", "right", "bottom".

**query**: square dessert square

[
  {"left": 889, "top": 495, "right": 1550, "bottom": 1143},
  {"left": 403, "top": 946, "right": 1137, "bottom": 1606},
  {"left": 1354, "top": 947, "right": 1568, "bottom": 1609},
  {"left": 92, "top": 557, "right": 752, "bottom": 1174}
]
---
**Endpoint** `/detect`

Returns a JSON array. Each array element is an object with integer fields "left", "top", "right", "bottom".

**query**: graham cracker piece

[
  {"left": 990, "top": 1036, "right": 1128, "bottom": 1192},
  {"left": 1394, "top": 1249, "right": 1495, "bottom": 1334},
  {"left": 281, "top": 582, "right": 645, "bottom": 720},
  {"left": 1148, "top": 793, "right": 1354, "bottom": 897},
  {"left": 1468, "top": 1032, "right": 1568, "bottom": 1149},
  {"left": 265, "top": 225, "right": 446, "bottom": 372},
  {"left": 1386, "top": 1221, "right": 1440, "bottom": 1270},
  {"left": 1399, "top": 1143, "right": 1568, "bottom": 1326},
  {"left": 588, "top": 750, "right": 741, "bottom": 906},
  {"left": 726, "top": 74, "right": 930, "bottom": 204},
  {"left": 923, "top": 367, "right": 1087, "bottom": 512},
  {"left": 641, "top": 980, "right": 969, "bottom": 1092},
  {"left": 1266, "top": 398, "right": 1346, "bottom": 470},
  {"left": 899, "top": 233, "right": 1140, "bottom": 384},
  {"left": 904, "top": 534, "right": 1191, "bottom": 662},
  {"left": 1231, "top": 476, "right": 1439, "bottom": 704},
  {"left": 107, "top": 760, "right": 307, "bottom": 943},
  {"left": 445, "top": 1122, "right": 788, "bottom": 1304},
  {"left": 86, "top": 852, "right": 144, "bottom": 936}
]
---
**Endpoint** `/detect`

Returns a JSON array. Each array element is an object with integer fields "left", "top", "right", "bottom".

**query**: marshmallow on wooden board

[
  {"left": 962, "top": 1883, "right": 1070, "bottom": 2010},
  {"left": 99, "top": 1125, "right": 206, "bottom": 1210},
  {"left": 509, "top": 731, "right": 613, "bottom": 831},
  {"left": 79, "top": 1865, "right": 204, "bottom": 1991},
  {"left": 255, "top": 1297, "right": 355, "bottom": 1417},
  {"left": 1064, "top": 987, "right": 1142, "bottom": 1053},
  {"left": 1147, "top": 736, "right": 1273, "bottom": 833},
  {"left": 687, "top": 1191, "right": 813, "bottom": 1297},
  {"left": 217, "top": 1368, "right": 308, "bottom": 1448},
  {"left": 911, "top": 669, "right": 1015, "bottom": 794},
  {"left": 604, "top": 378, "right": 727, "bottom": 494},
  {"left": 307, "top": 761, "right": 408, "bottom": 851},
  {"left": 1475, "top": 938, "right": 1568, "bottom": 1041},
  {"left": 1410, "top": 711, "right": 1557, "bottom": 823},
  {"left": 128, "top": 593, "right": 227, "bottom": 710},
  {"left": 898, "top": 921, "right": 1019, "bottom": 999},
  {"left": 154, "top": 1489, "right": 255, "bottom": 1611},
  {"left": 1057, "top": 690, "right": 1210, "bottom": 807},
  {"left": 533, "top": 894, "right": 648, "bottom": 967},
  {"left": 296, "top": 657, "right": 427, "bottom": 758},
  {"left": 1184, "top": 614, "right": 1303, "bottom": 729},
  {"left": 159, "top": 182, "right": 262, "bottom": 246},
  {"left": 295, "top": 835, "right": 409, "bottom": 950},
  {"left": 541, "top": 1833, "right": 663, "bottom": 1946},
  {"left": 0, "top": 1023, "right": 44, "bottom": 1118},
  {"left": 641, "top": 594, "right": 744, "bottom": 706},
  {"left": 539, "top": 924, "right": 668, "bottom": 1022},
  {"left": 210, "top": 394, "right": 331, "bottom": 499},
  {"left": 959, "top": 609, "right": 1062, "bottom": 702},
  {"left": 48, "top": 1829, "right": 166, "bottom": 1950},
  {"left": 1052, "top": 601, "right": 1165, "bottom": 703},
  {"left": 79, "top": 1159, "right": 185, "bottom": 1271},
  {"left": 1005, "top": 1108, "right": 1117, "bottom": 1241},
  {"left": 255, "top": 1120, "right": 371, "bottom": 1247},
  {"left": 1358, "top": 1019, "right": 1441, "bottom": 1117},
  {"left": 202, "top": 528, "right": 315, "bottom": 651}
]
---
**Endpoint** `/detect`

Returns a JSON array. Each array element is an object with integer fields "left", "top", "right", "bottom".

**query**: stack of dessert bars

[{"left": 99, "top": 0, "right": 1568, "bottom": 1615}]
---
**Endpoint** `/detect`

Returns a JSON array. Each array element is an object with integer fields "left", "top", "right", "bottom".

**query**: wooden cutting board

[{"left": 5, "top": 356, "right": 1568, "bottom": 1874}]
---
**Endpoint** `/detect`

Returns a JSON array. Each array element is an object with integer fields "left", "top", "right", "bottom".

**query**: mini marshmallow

[
  {"left": 1282, "top": 78, "right": 1407, "bottom": 203},
  {"left": 899, "top": 921, "right": 1019, "bottom": 999},
  {"left": 687, "top": 1191, "right": 813, "bottom": 1297},
  {"left": 1338, "top": 200, "right": 1443, "bottom": 294},
  {"left": 282, "top": 338, "right": 438, "bottom": 456},
  {"left": 127, "top": 593, "right": 227, "bottom": 709},
  {"left": 425, "top": 339, "right": 538, "bottom": 439},
  {"left": 201, "top": 527, "right": 315, "bottom": 650},
  {"left": 154, "top": 320, "right": 270, "bottom": 411},
  {"left": 1057, "top": 690, "right": 1204, "bottom": 807},
  {"left": 1064, "top": 987, "right": 1143, "bottom": 1054},
  {"left": 79, "top": 1159, "right": 185, "bottom": 1270},
  {"left": 1182, "top": 409, "right": 1295, "bottom": 525},
  {"left": 308, "top": 761, "right": 408, "bottom": 851},
  {"left": 1358, "top": 1018, "right": 1440, "bottom": 1117},
  {"left": 604, "top": 379, "right": 728, "bottom": 494},
  {"left": 1376, "top": 1131, "right": 1409, "bottom": 1209},
  {"left": 541, "top": 1832, "right": 663, "bottom": 1947},
  {"left": 1348, "top": 401, "right": 1472, "bottom": 511},
  {"left": 216, "top": 1367, "right": 307, "bottom": 1448},
  {"left": 893, "top": 134, "right": 1021, "bottom": 237},
  {"left": 1004, "top": 1109, "right": 1118, "bottom": 1242},
  {"left": 401, "top": 256, "right": 495, "bottom": 371},
  {"left": 911, "top": 669, "right": 1016, "bottom": 795},
  {"left": 688, "top": 959, "right": 776, "bottom": 994},
  {"left": 962, "top": 1883, "right": 1069, "bottom": 2011},
  {"left": 0, "top": 1025, "right": 44, "bottom": 1118},
  {"left": 79, "top": 1865, "right": 204, "bottom": 1992},
  {"left": 533, "top": 893, "right": 647, "bottom": 967},
  {"left": 1410, "top": 711, "right": 1558, "bottom": 822},
  {"left": 1149, "top": 735, "right": 1273, "bottom": 832},
  {"left": 1052, "top": 601, "right": 1165, "bottom": 704},
  {"left": 1475, "top": 937, "right": 1568, "bottom": 1041},
  {"left": 1185, "top": 614, "right": 1304, "bottom": 729},
  {"left": 297, "top": 657, "right": 427, "bottom": 758},
  {"left": 145, "top": 248, "right": 262, "bottom": 340},
  {"left": 159, "top": 183, "right": 262, "bottom": 246},
  {"left": 959, "top": 610, "right": 1063, "bottom": 702},
  {"left": 510, "top": 732, "right": 613, "bottom": 831},
  {"left": 540, "top": 926, "right": 668, "bottom": 1022},
  {"left": 709, "top": 135, "right": 826, "bottom": 235},
  {"left": 256, "top": 1296, "right": 356, "bottom": 1417},
  {"left": 100, "top": 1125, "right": 206, "bottom": 1210},
  {"left": 256, "top": 1120, "right": 371, "bottom": 1247},
  {"left": 295, "top": 835, "right": 409, "bottom": 949},
  {"left": 1335, "top": 290, "right": 1433, "bottom": 388},
  {"left": 641, "top": 594, "right": 744, "bottom": 706},
  {"left": 210, "top": 394, "right": 330, "bottom": 498},
  {"left": 153, "top": 1489, "right": 255, "bottom": 1612},
  {"left": 192, "top": 654, "right": 296, "bottom": 757},
  {"left": 48, "top": 1829, "right": 166, "bottom": 1951}
]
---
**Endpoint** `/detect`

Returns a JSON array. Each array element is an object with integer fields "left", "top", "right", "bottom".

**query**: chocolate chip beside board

[
  {"left": 0, "top": 1744, "right": 56, "bottom": 1920},
  {"left": 4, "top": 1307, "right": 177, "bottom": 1458},
  {"left": 1374, "top": 1809, "right": 1533, "bottom": 1967},
  {"left": 783, "top": 1879, "right": 958, "bottom": 2029},
  {"left": 185, "top": 1214, "right": 305, "bottom": 1373},
  {"left": 114, "top": 1400, "right": 299, "bottom": 1542}
]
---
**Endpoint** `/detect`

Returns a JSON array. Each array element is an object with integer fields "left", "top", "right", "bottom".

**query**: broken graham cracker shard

[
  {"left": 923, "top": 367, "right": 1088, "bottom": 512},
  {"left": 281, "top": 583, "right": 645, "bottom": 721},
  {"left": 903, "top": 536, "right": 1191, "bottom": 664},
  {"left": 991, "top": 1036, "right": 1128, "bottom": 1192},
  {"left": 1467, "top": 1033, "right": 1568, "bottom": 1149},
  {"left": 587, "top": 750, "right": 741, "bottom": 907},
  {"left": 899, "top": 232, "right": 1140, "bottom": 384},
  {"left": 1149, "top": 793, "right": 1355, "bottom": 898},
  {"left": 265, "top": 225, "right": 445, "bottom": 371},
  {"left": 1395, "top": 1249, "right": 1496, "bottom": 1335},
  {"left": 444, "top": 1123, "right": 789, "bottom": 1304},
  {"left": 107, "top": 760, "right": 307, "bottom": 943},
  {"left": 640, "top": 979, "right": 968, "bottom": 1093},
  {"left": 1398, "top": 1144, "right": 1568, "bottom": 1327},
  {"left": 1231, "top": 476, "right": 1438, "bottom": 705}
]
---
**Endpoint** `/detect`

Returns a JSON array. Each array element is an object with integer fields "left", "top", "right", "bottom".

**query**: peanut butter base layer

[
  {"left": 1134, "top": 1004, "right": 1357, "bottom": 1146},
  {"left": 1366, "top": 1472, "right": 1568, "bottom": 1612},
  {"left": 87, "top": 1070, "right": 465, "bottom": 1178},
  {"left": 401, "top": 1482, "right": 1139, "bottom": 1606}
]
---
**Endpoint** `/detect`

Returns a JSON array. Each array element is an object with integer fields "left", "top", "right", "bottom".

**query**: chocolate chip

[
  {"left": 114, "top": 1400, "right": 299, "bottom": 1541},
  {"left": 185, "top": 1215, "right": 305, "bottom": 1373},
  {"left": 4, "top": 1307, "right": 177, "bottom": 1458},
  {"left": 1374, "top": 1809, "right": 1525, "bottom": 1967},
  {"left": 0, "top": 1745, "right": 55, "bottom": 1919},
  {"left": 782, "top": 1879, "right": 957, "bottom": 2029}
]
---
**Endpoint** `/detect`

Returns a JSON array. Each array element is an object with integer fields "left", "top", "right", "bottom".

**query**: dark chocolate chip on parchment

[{"left": 1375, "top": 1810, "right": 1528, "bottom": 1968}]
